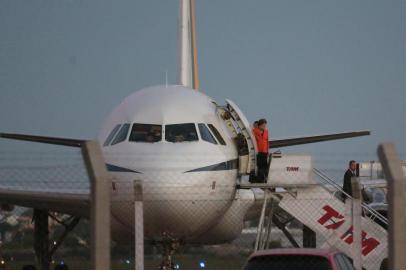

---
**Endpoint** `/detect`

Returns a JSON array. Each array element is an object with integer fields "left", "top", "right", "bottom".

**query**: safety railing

[{"left": 313, "top": 168, "right": 388, "bottom": 226}]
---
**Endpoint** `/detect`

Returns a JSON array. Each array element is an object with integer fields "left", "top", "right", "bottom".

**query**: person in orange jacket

[{"left": 252, "top": 118, "right": 269, "bottom": 181}]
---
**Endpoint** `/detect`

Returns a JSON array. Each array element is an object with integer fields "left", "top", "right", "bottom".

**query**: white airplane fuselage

[{"left": 98, "top": 85, "right": 256, "bottom": 244}]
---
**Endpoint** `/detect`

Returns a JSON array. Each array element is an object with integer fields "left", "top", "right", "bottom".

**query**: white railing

[{"left": 313, "top": 168, "right": 388, "bottom": 226}]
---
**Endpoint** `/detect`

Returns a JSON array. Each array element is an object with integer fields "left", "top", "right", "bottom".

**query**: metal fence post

[
  {"left": 134, "top": 180, "right": 144, "bottom": 270},
  {"left": 351, "top": 177, "right": 362, "bottom": 270},
  {"left": 81, "top": 140, "right": 111, "bottom": 270},
  {"left": 378, "top": 143, "right": 406, "bottom": 270}
]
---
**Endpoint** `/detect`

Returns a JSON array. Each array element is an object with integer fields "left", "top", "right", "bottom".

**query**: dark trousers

[{"left": 256, "top": 153, "right": 269, "bottom": 182}]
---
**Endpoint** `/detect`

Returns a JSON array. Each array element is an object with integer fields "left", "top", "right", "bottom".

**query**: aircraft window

[
  {"left": 103, "top": 124, "right": 121, "bottom": 146},
  {"left": 129, "top": 124, "right": 162, "bottom": 143},
  {"left": 198, "top": 123, "right": 217, "bottom": 145},
  {"left": 111, "top": 123, "right": 130, "bottom": 145},
  {"left": 165, "top": 123, "right": 198, "bottom": 143},
  {"left": 208, "top": 124, "right": 226, "bottom": 145}
]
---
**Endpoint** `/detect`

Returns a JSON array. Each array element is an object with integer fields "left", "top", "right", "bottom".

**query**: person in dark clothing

[{"left": 342, "top": 160, "right": 357, "bottom": 201}]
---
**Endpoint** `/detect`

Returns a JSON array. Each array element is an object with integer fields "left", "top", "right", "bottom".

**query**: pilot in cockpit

[{"left": 186, "top": 131, "right": 197, "bottom": 141}]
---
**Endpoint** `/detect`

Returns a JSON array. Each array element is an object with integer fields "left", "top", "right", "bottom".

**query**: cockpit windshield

[
  {"left": 208, "top": 124, "right": 226, "bottom": 145},
  {"left": 165, "top": 123, "right": 198, "bottom": 143},
  {"left": 198, "top": 123, "right": 217, "bottom": 144},
  {"left": 111, "top": 123, "right": 130, "bottom": 145},
  {"left": 129, "top": 124, "right": 162, "bottom": 143},
  {"left": 103, "top": 124, "right": 121, "bottom": 146}
]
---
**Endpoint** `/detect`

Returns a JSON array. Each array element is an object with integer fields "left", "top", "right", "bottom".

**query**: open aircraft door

[{"left": 225, "top": 99, "right": 257, "bottom": 175}]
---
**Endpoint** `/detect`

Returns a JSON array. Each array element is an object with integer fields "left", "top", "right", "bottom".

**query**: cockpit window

[
  {"left": 129, "top": 124, "right": 162, "bottom": 143},
  {"left": 103, "top": 124, "right": 121, "bottom": 146},
  {"left": 165, "top": 123, "right": 198, "bottom": 143},
  {"left": 208, "top": 124, "right": 226, "bottom": 145},
  {"left": 198, "top": 123, "right": 217, "bottom": 145},
  {"left": 111, "top": 123, "right": 130, "bottom": 145}
]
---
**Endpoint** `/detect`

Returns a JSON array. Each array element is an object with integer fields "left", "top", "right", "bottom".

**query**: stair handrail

[{"left": 313, "top": 168, "right": 388, "bottom": 226}]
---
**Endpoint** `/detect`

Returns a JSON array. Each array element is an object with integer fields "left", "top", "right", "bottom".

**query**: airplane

[{"left": 0, "top": 0, "right": 370, "bottom": 268}]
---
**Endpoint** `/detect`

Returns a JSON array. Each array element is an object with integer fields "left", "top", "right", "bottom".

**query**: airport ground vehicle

[{"left": 242, "top": 248, "right": 355, "bottom": 270}]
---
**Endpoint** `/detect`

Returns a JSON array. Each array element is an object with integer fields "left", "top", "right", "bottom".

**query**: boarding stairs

[
  {"left": 217, "top": 99, "right": 387, "bottom": 269},
  {"left": 238, "top": 154, "right": 388, "bottom": 270}
]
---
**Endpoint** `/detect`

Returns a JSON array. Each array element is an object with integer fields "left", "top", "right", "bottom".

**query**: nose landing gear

[{"left": 158, "top": 233, "right": 180, "bottom": 270}]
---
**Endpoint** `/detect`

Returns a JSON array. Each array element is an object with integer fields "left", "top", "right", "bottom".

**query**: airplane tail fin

[{"left": 178, "top": 0, "right": 199, "bottom": 90}]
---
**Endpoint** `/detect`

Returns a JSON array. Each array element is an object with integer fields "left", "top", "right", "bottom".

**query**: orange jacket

[{"left": 252, "top": 128, "right": 269, "bottom": 153}]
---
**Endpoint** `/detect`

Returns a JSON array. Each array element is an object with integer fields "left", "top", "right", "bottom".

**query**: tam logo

[
  {"left": 286, "top": 166, "right": 299, "bottom": 172},
  {"left": 317, "top": 205, "right": 380, "bottom": 256}
]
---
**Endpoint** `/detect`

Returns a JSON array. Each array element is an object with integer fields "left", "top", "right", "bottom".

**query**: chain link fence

[
  {"left": 0, "top": 147, "right": 392, "bottom": 270},
  {"left": 0, "top": 149, "right": 91, "bottom": 269}
]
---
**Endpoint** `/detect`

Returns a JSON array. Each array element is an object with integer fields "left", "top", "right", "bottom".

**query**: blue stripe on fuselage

[
  {"left": 106, "top": 159, "right": 238, "bottom": 174},
  {"left": 184, "top": 159, "right": 238, "bottom": 173},
  {"left": 106, "top": 163, "right": 141, "bottom": 173}
]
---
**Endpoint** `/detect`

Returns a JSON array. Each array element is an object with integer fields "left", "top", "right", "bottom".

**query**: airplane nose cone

[{"left": 110, "top": 168, "right": 237, "bottom": 241}]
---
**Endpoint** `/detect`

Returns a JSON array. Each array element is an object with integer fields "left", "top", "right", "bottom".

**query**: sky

[{"left": 0, "top": 0, "right": 405, "bottom": 170}]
